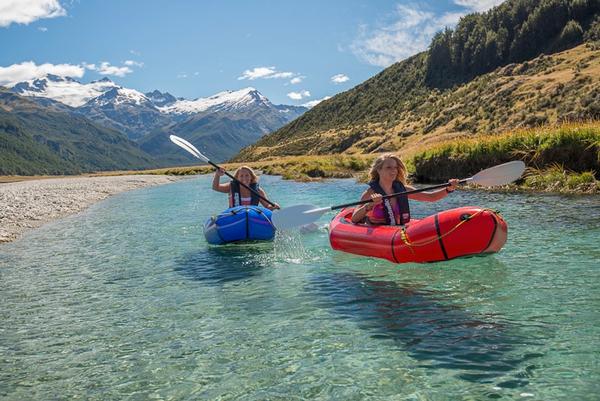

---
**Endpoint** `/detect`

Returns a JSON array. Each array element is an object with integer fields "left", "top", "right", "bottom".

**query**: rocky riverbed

[{"left": 0, "top": 175, "right": 182, "bottom": 243}]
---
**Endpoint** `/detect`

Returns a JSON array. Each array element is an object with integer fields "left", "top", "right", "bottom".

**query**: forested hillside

[{"left": 234, "top": 0, "right": 600, "bottom": 162}]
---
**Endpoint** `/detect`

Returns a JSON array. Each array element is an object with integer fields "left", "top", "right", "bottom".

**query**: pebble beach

[{"left": 0, "top": 175, "right": 181, "bottom": 243}]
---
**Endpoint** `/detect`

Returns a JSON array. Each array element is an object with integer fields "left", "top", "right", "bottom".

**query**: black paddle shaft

[
  {"left": 330, "top": 179, "right": 468, "bottom": 210},
  {"left": 207, "top": 160, "right": 278, "bottom": 208}
]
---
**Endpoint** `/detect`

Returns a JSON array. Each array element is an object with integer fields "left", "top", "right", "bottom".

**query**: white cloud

[
  {"left": 97, "top": 62, "right": 132, "bottom": 77},
  {"left": 129, "top": 49, "right": 142, "bottom": 56},
  {"left": 86, "top": 62, "right": 132, "bottom": 77},
  {"left": 124, "top": 60, "right": 144, "bottom": 68},
  {"left": 350, "top": 2, "right": 502, "bottom": 67},
  {"left": 0, "top": 59, "right": 139, "bottom": 86},
  {"left": 438, "top": 12, "right": 466, "bottom": 27},
  {"left": 303, "top": 96, "right": 331, "bottom": 108},
  {"left": 177, "top": 73, "right": 188, "bottom": 79},
  {"left": 38, "top": 26, "right": 48, "bottom": 32},
  {"left": 238, "top": 66, "right": 295, "bottom": 80},
  {"left": 290, "top": 76, "right": 304, "bottom": 84},
  {"left": 454, "top": 0, "right": 504, "bottom": 13},
  {"left": 0, "top": 0, "right": 66, "bottom": 28},
  {"left": 287, "top": 90, "right": 311, "bottom": 100},
  {"left": 351, "top": 5, "right": 440, "bottom": 67},
  {"left": 0, "top": 61, "right": 84, "bottom": 86},
  {"left": 331, "top": 74, "right": 349, "bottom": 84}
]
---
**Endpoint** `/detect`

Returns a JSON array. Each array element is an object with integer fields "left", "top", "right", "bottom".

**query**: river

[{"left": 1, "top": 175, "right": 598, "bottom": 400}]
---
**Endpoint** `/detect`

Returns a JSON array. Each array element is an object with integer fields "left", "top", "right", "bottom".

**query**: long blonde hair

[
  {"left": 369, "top": 154, "right": 408, "bottom": 185},
  {"left": 233, "top": 166, "right": 258, "bottom": 184}
]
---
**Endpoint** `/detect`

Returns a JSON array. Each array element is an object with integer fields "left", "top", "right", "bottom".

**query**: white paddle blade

[
  {"left": 169, "top": 135, "right": 209, "bottom": 162},
  {"left": 272, "top": 204, "right": 324, "bottom": 231},
  {"left": 471, "top": 160, "right": 526, "bottom": 186}
]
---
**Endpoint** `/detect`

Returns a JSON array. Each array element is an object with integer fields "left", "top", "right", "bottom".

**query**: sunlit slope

[{"left": 235, "top": 43, "right": 600, "bottom": 161}]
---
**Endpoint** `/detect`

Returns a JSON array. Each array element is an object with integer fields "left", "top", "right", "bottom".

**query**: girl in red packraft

[{"left": 351, "top": 154, "right": 459, "bottom": 225}]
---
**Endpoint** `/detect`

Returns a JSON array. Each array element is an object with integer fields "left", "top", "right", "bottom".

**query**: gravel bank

[{"left": 0, "top": 175, "right": 182, "bottom": 243}]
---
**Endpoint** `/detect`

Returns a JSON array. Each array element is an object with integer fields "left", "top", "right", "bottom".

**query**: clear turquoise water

[{"left": 1, "top": 175, "right": 599, "bottom": 400}]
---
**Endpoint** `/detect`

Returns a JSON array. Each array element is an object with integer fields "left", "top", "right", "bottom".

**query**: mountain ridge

[{"left": 7, "top": 77, "right": 308, "bottom": 163}]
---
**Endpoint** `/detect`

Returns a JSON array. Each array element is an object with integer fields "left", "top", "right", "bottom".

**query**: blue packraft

[{"left": 203, "top": 206, "right": 275, "bottom": 245}]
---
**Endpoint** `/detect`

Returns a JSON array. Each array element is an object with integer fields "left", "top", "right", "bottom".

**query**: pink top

[{"left": 366, "top": 199, "right": 402, "bottom": 225}]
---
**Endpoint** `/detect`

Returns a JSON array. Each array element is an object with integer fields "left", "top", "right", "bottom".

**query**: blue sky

[{"left": 0, "top": 0, "right": 504, "bottom": 106}]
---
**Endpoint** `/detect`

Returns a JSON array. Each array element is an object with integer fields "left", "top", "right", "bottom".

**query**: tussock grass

[
  {"left": 411, "top": 121, "right": 600, "bottom": 186},
  {"left": 522, "top": 164, "right": 599, "bottom": 193}
]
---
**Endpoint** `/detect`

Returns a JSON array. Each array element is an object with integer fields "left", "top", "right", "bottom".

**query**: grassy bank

[
  {"left": 146, "top": 122, "right": 599, "bottom": 194},
  {"left": 410, "top": 121, "right": 599, "bottom": 193}
]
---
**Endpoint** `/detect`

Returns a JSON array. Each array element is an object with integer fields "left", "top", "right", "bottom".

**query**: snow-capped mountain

[
  {"left": 8, "top": 74, "right": 308, "bottom": 162},
  {"left": 159, "top": 87, "right": 271, "bottom": 115},
  {"left": 140, "top": 95, "right": 308, "bottom": 162},
  {"left": 78, "top": 87, "right": 171, "bottom": 140},
  {"left": 9, "top": 76, "right": 284, "bottom": 117},
  {"left": 11, "top": 75, "right": 118, "bottom": 107},
  {"left": 87, "top": 87, "right": 154, "bottom": 107}
]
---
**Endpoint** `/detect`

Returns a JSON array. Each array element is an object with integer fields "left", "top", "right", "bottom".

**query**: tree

[
  {"left": 557, "top": 20, "right": 584, "bottom": 49},
  {"left": 426, "top": 29, "right": 454, "bottom": 86}
]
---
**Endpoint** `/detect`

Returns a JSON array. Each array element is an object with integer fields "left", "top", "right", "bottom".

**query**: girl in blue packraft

[{"left": 212, "top": 166, "right": 280, "bottom": 210}]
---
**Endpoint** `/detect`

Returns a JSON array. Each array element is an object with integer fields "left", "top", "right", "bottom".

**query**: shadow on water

[
  {"left": 309, "top": 258, "right": 542, "bottom": 386},
  {"left": 174, "top": 243, "right": 273, "bottom": 284}
]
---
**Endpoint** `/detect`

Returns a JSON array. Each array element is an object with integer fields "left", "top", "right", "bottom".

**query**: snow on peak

[
  {"left": 88, "top": 86, "right": 151, "bottom": 107},
  {"left": 10, "top": 74, "right": 118, "bottom": 107},
  {"left": 10, "top": 77, "right": 281, "bottom": 115},
  {"left": 159, "top": 87, "right": 271, "bottom": 115}
]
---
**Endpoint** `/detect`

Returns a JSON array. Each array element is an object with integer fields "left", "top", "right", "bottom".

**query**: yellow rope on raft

[{"left": 399, "top": 227, "right": 416, "bottom": 255}]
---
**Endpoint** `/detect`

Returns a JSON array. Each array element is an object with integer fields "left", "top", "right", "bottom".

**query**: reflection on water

[
  {"left": 174, "top": 243, "right": 273, "bottom": 284},
  {"left": 309, "top": 260, "right": 542, "bottom": 385}
]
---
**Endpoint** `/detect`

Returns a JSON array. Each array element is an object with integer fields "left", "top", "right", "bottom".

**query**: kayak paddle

[
  {"left": 272, "top": 160, "right": 526, "bottom": 230},
  {"left": 169, "top": 135, "right": 279, "bottom": 209}
]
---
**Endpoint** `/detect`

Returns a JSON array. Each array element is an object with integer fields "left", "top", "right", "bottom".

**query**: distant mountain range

[{"left": 6, "top": 75, "right": 307, "bottom": 169}]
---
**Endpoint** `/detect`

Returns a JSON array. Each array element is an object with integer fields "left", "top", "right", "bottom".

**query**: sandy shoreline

[{"left": 0, "top": 175, "right": 182, "bottom": 244}]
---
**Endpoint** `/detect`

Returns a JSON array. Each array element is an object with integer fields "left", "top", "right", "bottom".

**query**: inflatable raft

[
  {"left": 204, "top": 206, "right": 275, "bottom": 245},
  {"left": 329, "top": 206, "right": 507, "bottom": 263}
]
